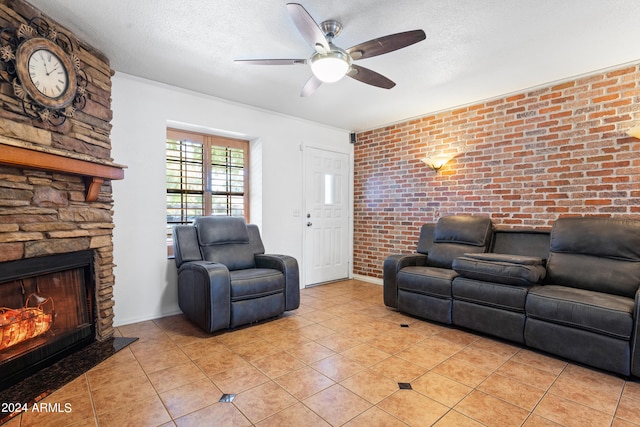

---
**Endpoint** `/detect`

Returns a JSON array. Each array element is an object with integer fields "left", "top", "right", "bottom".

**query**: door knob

[{"left": 307, "top": 222, "right": 312, "bottom": 227}]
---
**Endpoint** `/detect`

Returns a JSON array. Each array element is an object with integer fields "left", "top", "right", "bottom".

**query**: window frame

[{"left": 166, "top": 128, "right": 250, "bottom": 255}]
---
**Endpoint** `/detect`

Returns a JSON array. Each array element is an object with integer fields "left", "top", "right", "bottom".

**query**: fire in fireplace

[
  {"left": 1, "top": 292, "right": 54, "bottom": 351},
  {"left": 0, "top": 250, "right": 96, "bottom": 390}
]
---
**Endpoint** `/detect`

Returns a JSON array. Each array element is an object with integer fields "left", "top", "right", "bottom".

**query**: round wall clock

[
  {"left": 0, "top": 17, "right": 87, "bottom": 126},
  {"left": 15, "top": 37, "right": 78, "bottom": 110}
]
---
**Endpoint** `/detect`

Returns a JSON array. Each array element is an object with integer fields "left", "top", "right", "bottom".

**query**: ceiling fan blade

[
  {"left": 234, "top": 59, "right": 307, "bottom": 65},
  {"left": 347, "top": 29, "right": 426, "bottom": 60},
  {"left": 286, "top": 3, "right": 330, "bottom": 53},
  {"left": 347, "top": 65, "right": 396, "bottom": 89},
  {"left": 300, "top": 75, "right": 322, "bottom": 97}
]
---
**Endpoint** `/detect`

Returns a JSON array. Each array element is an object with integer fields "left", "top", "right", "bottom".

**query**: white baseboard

[
  {"left": 113, "top": 308, "right": 183, "bottom": 328},
  {"left": 353, "top": 274, "right": 383, "bottom": 286}
]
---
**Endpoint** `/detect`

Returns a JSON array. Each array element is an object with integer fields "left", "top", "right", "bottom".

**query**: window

[
  {"left": 166, "top": 128, "right": 249, "bottom": 253},
  {"left": 324, "top": 174, "right": 335, "bottom": 205}
]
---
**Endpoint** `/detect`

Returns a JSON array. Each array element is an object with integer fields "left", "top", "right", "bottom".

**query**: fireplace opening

[{"left": 0, "top": 250, "right": 96, "bottom": 390}]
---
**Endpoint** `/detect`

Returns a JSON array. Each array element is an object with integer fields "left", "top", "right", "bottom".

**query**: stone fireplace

[{"left": 0, "top": 0, "right": 123, "bottom": 389}]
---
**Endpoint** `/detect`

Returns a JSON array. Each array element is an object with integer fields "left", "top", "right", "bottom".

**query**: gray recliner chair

[
  {"left": 524, "top": 217, "right": 640, "bottom": 376},
  {"left": 173, "top": 216, "right": 300, "bottom": 333},
  {"left": 384, "top": 215, "right": 493, "bottom": 324}
]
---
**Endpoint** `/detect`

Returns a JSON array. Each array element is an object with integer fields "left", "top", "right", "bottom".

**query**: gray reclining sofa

[{"left": 384, "top": 215, "right": 640, "bottom": 377}]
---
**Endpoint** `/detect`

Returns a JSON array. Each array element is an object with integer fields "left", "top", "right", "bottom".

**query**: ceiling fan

[{"left": 235, "top": 3, "right": 426, "bottom": 97}]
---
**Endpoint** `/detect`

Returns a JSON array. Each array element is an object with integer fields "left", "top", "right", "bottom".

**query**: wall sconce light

[
  {"left": 627, "top": 126, "right": 640, "bottom": 139},
  {"left": 421, "top": 154, "right": 455, "bottom": 172}
]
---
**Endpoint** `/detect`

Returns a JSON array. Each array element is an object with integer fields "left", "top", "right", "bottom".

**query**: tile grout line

[
  {"left": 519, "top": 362, "right": 567, "bottom": 427},
  {"left": 71, "top": 281, "right": 640, "bottom": 427}
]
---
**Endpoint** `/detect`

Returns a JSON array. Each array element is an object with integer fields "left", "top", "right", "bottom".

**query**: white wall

[{"left": 110, "top": 73, "right": 352, "bottom": 326}]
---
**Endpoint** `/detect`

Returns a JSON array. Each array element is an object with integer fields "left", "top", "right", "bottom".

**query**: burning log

[{"left": 0, "top": 294, "right": 54, "bottom": 351}]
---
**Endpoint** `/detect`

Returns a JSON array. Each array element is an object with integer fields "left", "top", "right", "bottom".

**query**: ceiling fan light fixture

[
  {"left": 238, "top": 4, "right": 426, "bottom": 96},
  {"left": 310, "top": 50, "right": 350, "bottom": 83}
]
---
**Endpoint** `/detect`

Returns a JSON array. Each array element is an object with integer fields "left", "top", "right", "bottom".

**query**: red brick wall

[{"left": 354, "top": 64, "right": 640, "bottom": 279}]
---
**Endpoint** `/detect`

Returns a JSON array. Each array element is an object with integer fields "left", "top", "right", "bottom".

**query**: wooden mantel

[{"left": 0, "top": 142, "right": 125, "bottom": 202}]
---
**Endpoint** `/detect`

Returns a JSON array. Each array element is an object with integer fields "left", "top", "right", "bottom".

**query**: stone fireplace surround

[
  {"left": 0, "top": 3, "right": 128, "bottom": 418},
  {"left": 0, "top": 0, "right": 122, "bottom": 347},
  {"left": 0, "top": 142, "right": 124, "bottom": 342}
]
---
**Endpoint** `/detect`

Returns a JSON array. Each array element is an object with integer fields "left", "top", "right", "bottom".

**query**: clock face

[
  {"left": 15, "top": 37, "right": 78, "bottom": 110},
  {"left": 28, "top": 49, "right": 69, "bottom": 99}
]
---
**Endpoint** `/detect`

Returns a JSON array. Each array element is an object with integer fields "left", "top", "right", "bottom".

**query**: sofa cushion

[
  {"left": 526, "top": 285, "right": 635, "bottom": 340},
  {"left": 229, "top": 268, "right": 284, "bottom": 301},
  {"left": 452, "top": 253, "right": 546, "bottom": 286},
  {"left": 427, "top": 215, "right": 493, "bottom": 268},
  {"left": 452, "top": 277, "right": 530, "bottom": 312},
  {"left": 397, "top": 266, "right": 458, "bottom": 298},
  {"left": 546, "top": 217, "right": 640, "bottom": 298}
]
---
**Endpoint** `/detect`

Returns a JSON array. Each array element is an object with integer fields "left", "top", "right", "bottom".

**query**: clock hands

[
  {"left": 46, "top": 64, "right": 60, "bottom": 76},
  {"left": 34, "top": 50, "right": 62, "bottom": 77},
  {"left": 41, "top": 59, "right": 60, "bottom": 77}
]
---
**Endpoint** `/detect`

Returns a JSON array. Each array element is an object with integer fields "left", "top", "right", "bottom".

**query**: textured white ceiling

[{"left": 26, "top": 0, "right": 640, "bottom": 131}]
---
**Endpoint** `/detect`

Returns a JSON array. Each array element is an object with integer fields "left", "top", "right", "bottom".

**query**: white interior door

[{"left": 303, "top": 147, "right": 350, "bottom": 286}]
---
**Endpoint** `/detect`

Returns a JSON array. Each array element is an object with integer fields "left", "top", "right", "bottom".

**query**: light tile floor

[{"left": 7, "top": 280, "right": 640, "bottom": 426}]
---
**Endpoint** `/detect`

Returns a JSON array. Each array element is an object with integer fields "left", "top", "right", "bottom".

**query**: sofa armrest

[
  {"left": 177, "top": 261, "right": 231, "bottom": 333},
  {"left": 631, "top": 288, "right": 640, "bottom": 377},
  {"left": 255, "top": 254, "right": 300, "bottom": 311},
  {"left": 383, "top": 254, "right": 428, "bottom": 308}
]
